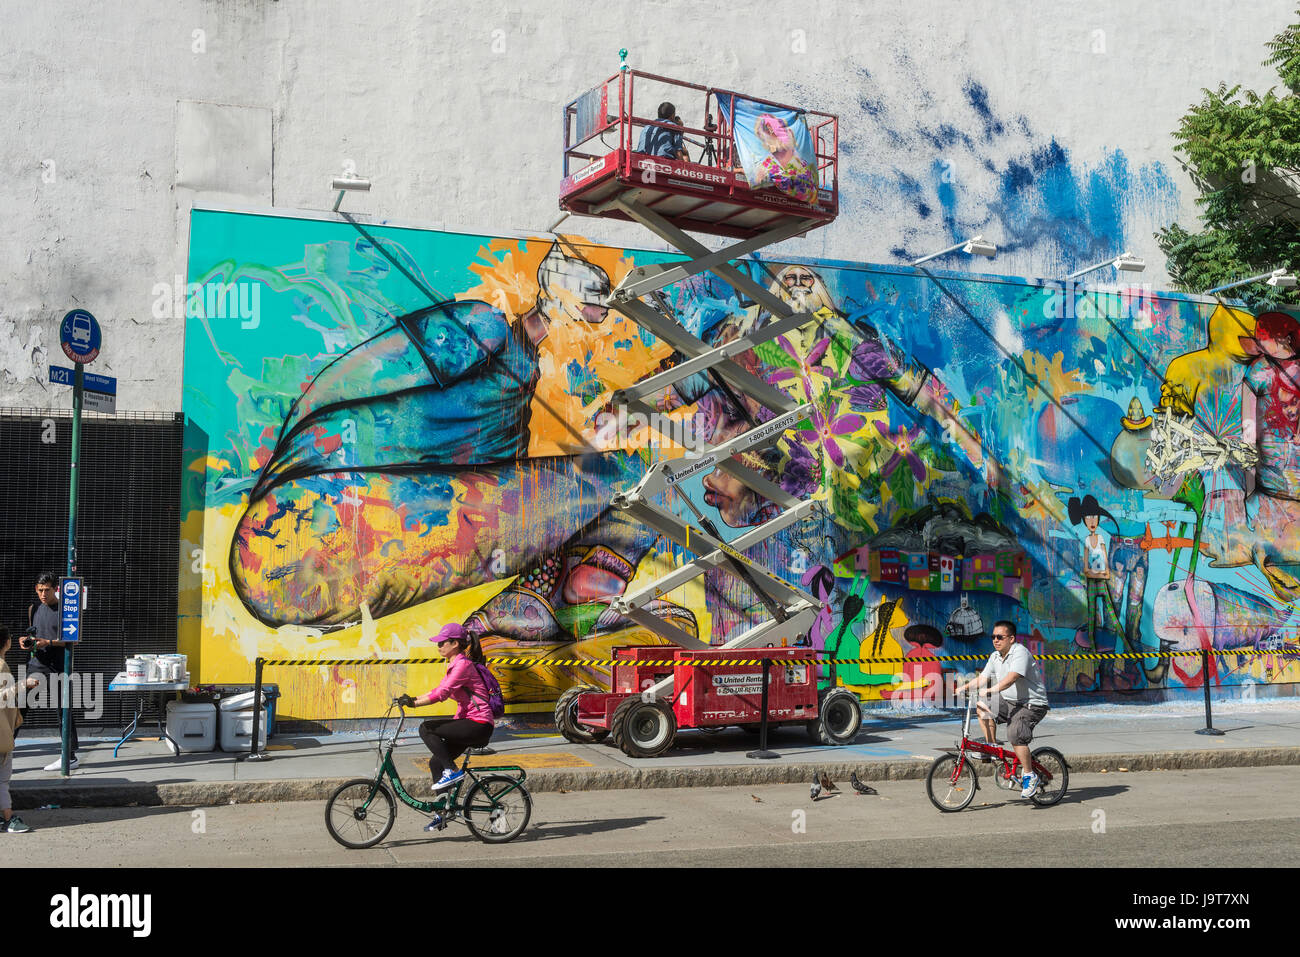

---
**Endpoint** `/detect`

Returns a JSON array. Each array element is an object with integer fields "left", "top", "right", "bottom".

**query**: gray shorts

[{"left": 996, "top": 700, "right": 1048, "bottom": 746}]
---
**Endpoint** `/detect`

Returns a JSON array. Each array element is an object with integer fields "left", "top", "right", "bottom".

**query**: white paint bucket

[
  {"left": 125, "top": 657, "right": 147, "bottom": 682},
  {"left": 158, "top": 655, "right": 182, "bottom": 682}
]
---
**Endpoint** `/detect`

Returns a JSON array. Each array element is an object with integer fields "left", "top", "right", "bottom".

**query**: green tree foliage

[{"left": 1157, "top": 9, "right": 1300, "bottom": 308}]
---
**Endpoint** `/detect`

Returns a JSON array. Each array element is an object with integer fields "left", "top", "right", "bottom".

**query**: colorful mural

[{"left": 181, "top": 209, "right": 1300, "bottom": 721}]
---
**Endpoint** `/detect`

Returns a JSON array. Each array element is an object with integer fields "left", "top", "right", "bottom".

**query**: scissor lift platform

[{"left": 560, "top": 70, "right": 839, "bottom": 240}]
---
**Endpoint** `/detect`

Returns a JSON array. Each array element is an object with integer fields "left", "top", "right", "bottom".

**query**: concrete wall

[{"left": 2, "top": 1, "right": 1295, "bottom": 413}]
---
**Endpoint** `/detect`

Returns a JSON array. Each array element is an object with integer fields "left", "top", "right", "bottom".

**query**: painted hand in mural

[{"left": 228, "top": 245, "right": 694, "bottom": 656}]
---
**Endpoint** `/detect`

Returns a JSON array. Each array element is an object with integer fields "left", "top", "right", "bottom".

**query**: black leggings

[{"left": 418, "top": 718, "right": 493, "bottom": 780}]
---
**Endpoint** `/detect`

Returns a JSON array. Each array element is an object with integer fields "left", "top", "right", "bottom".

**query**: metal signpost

[{"left": 55, "top": 309, "right": 102, "bottom": 776}]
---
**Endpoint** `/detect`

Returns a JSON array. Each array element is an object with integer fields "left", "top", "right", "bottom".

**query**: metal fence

[{"left": 0, "top": 407, "right": 183, "bottom": 729}]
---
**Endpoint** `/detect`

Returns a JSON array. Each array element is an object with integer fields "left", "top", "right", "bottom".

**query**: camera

[{"left": 19, "top": 628, "right": 36, "bottom": 650}]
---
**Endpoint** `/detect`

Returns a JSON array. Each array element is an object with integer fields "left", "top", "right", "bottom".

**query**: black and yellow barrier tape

[{"left": 256, "top": 648, "right": 1286, "bottom": 668}]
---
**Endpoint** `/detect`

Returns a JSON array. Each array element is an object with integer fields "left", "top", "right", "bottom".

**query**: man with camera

[
  {"left": 637, "top": 101, "right": 689, "bottom": 162},
  {"left": 22, "top": 573, "right": 78, "bottom": 771}
]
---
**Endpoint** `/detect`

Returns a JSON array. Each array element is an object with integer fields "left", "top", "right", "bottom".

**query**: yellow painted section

[{"left": 408, "top": 752, "right": 591, "bottom": 775}]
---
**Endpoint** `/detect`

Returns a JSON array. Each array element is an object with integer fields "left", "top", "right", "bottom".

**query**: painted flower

[
  {"left": 874, "top": 421, "right": 926, "bottom": 482},
  {"left": 769, "top": 334, "right": 834, "bottom": 401},
  {"left": 800, "top": 406, "right": 866, "bottom": 470}
]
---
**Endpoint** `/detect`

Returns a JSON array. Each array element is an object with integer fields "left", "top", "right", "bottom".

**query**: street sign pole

[
  {"left": 61, "top": 362, "right": 83, "bottom": 776},
  {"left": 56, "top": 308, "right": 99, "bottom": 778}
]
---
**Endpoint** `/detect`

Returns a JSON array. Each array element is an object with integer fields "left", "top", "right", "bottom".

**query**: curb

[{"left": 11, "top": 746, "right": 1299, "bottom": 809}]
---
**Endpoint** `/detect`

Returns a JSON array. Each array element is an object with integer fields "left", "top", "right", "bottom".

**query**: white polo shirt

[{"left": 981, "top": 641, "right": 1049, "bottom": 707}]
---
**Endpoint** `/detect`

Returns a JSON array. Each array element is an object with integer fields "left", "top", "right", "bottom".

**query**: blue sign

[
  {"left": 60, "top": 578, "right": 83, "bottom": 643},
  {"left": 49, "top": 365, "right": 116, "bottom": 394},
  {"left": 60, "top": 309, "right": 102, "bottom": 364}
]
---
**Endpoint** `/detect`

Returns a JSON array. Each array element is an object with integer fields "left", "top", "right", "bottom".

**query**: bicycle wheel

[
  {"left": 325, "top": 778, "right": 397, "bottom": 849},
  {"left": 1030, "top": 747, "right": 1069, "bottom": 807},
  {"left": 926, "top": 754, "right": 977, "bottom": 812},
  {"left": 464, "top": 774, "right": 532, "bottom": 843}
]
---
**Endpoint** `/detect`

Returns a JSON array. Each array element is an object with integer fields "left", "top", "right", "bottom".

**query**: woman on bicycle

[{"left": 398, "top": 623, "right": 495, "bottom": 796}]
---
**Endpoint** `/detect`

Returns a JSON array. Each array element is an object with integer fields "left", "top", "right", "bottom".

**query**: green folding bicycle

[{"left": 325, "top": 700, "right": 532, "bottom": 849}]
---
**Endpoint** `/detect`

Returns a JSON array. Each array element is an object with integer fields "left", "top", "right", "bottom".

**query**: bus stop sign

[{"left": 60, "top": 309, "right": 101, "bottom": 364}]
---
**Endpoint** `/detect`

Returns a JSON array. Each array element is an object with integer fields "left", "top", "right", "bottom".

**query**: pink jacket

[{"left": 427, "top": 656, "right": 494, "bottom": 724}]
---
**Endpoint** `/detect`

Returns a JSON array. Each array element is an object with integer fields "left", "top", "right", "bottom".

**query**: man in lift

[{"left": 638, "top": 101, "right": 689, "bottom": 162}]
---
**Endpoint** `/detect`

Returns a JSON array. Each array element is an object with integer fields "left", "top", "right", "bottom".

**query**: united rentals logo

[{"left": 50, "top": 888, "right": 151, "bottom": 937}]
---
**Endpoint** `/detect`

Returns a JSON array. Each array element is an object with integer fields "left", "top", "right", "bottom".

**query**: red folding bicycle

[{"left": 926, "top": 691, "right": 1069, "bottom": 812}]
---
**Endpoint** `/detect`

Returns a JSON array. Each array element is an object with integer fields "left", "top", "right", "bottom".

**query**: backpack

[{"left": 471, "top": 661, "right": 506, "bottom": 720}]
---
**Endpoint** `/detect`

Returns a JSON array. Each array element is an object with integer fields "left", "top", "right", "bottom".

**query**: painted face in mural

[
  {"left": 1249, "top": 311, "right": 1300, "bottom": 362},
  {"left": 772, "top": 264, "right": 836, "bottom": 316}
]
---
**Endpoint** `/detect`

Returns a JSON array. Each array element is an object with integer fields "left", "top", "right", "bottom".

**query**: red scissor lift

[
  {"left": 556, "top": 647, "right": 862, "bottom": 758},
  {"left": 553, "top": 72, "right": 860, "bottom": 758},
  {"left": 560, "top": 70, "right": 839, "bottom": 239}
]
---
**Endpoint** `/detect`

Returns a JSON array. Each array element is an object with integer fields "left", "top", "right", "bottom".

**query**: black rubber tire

[
  {"left": 464, "top": 774, "right": 533, "bottom": 843},
  {"left": 610, "top": 697, "right": 677, "bottom": 758},
  {"left": 554, "top": 685, "right": 609, "bottom": 743},
  {"left": 807, "top": 688, "right": 862, "bottom": 745},
  {"left": 1029, "top": 747, "right": 1069, "bottom": 807},
  {"left": 325, "top": 778, "right": 397, "bottom": 849},
  {"left": 926, "top": 755, "right": 977, "bottom": 812}
]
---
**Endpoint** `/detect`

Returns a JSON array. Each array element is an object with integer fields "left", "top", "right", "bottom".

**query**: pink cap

[{"left": 431, "top": 622, "right": 468, "bottom": 644}]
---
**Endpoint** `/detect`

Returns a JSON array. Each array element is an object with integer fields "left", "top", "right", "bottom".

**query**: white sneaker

[
  {"left": 43, "top": 756, "right": 78, "bottom": 772},
  {"left": 1020, "top": 772, "right": 1040, "bottom": 798}
]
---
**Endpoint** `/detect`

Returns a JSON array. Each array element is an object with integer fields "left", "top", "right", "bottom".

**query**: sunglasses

[{"left": 992, "top": 633, "right": 1012, "bottom": 640}]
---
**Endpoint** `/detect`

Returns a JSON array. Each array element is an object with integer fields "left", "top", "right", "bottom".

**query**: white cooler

[
  {"left": 165, "top": 700, "right": 217, "bottom": 753},
  {"left": 219, "top": 704, "right": 270, "bottom": 752}
]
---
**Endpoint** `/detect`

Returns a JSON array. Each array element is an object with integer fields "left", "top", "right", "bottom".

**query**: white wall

[{"left": 1, "top": 0, "right": 1291, "bottom": 413}]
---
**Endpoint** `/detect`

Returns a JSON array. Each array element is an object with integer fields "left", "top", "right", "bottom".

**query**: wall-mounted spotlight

[
  {"left": 912, "top": 234, "right": 998, "bottom": 266},
  {"left": 1206, "top": 267, "right": 1296, "bottom": 296},
  {"left": 1066, "top": 250, "right": 1147, "bottom": 282},
  {"left": 331, "top": 174, "right": 372, "bottom": 212}
]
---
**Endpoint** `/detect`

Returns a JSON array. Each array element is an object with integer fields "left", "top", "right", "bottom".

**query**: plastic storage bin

[
  {"left": 219, "top": 706, "right": 270, "bottom": 752},
  {"left": 165, "top": 700, "right": 217, "bottom": 753},
  {"left": 209, "top": 685, "right": 280, "bottom": 735}
]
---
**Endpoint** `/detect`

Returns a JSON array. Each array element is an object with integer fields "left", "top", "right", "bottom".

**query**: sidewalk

[{"left": 10, "top": 698, "right": 1300, "bottom": 809}]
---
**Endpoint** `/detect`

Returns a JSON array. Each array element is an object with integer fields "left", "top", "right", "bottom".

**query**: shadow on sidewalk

[
  {"left": 3, "top": 805, "right": 195, "bottom": 830},
  {"left": 383, "top": 815, "right": 666, "bottom": 848}
]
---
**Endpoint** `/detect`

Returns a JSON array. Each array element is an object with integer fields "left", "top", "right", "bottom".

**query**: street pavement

[
  {"left": 11, "top": 766, "right": 1298, "bottom": 867},
  {"left": 9, "top": 697, "right": 1300, "bottom": 808}
]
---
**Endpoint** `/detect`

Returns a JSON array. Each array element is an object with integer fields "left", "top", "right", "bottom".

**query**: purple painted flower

[
  {"left": 874, "top": 420, "right": 926, "bottom": 482},
  {"left": 800, "top": 406, "right": 865, "bottom": 470},
  {"left": 769, "top": 335, "right": 834, "bottom": 401}
]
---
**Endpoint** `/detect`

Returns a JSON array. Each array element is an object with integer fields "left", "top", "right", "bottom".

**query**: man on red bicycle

[{"left": 955, "top": 620, "right": 1050, "bottom": 798}]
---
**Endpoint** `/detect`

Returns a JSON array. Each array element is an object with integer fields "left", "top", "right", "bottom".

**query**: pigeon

[
  {"left": 850, "top": 771, "right": 878, "bottom": 795},
  {"left": 819, "top": 772, "right": 840, "bottom": 793},
  {"left": 751, "top": 794, "right": 763, "bottom": 803},
  {"left": 810, "top": 772, "right": 823, "bottom": 801}
]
